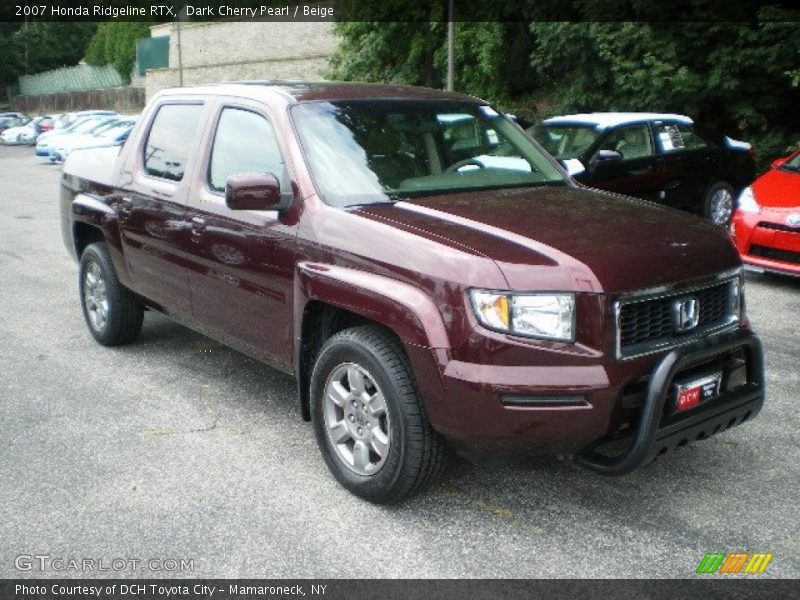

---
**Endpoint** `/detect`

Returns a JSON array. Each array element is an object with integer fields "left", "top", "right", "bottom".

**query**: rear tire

[
  {"left": 310, "top": 326, "right": 446, "bottom": 504},
  {"left": 79, "top": 242, "right": 143, "bottom": 346},
  {"left": 703, "top": 181, "right": 735, "bottom": 227}
]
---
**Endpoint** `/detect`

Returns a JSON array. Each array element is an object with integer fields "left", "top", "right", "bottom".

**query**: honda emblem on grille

[{"left": 672, "top": 297, "right": 700, "bottom": 332}]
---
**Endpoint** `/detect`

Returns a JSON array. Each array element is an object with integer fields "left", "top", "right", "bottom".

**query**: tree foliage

[
  {"left": 328, "top": 21, "right": 533, "bottom": 103},
  {"left": 531, "top": 15, "right": 800, "bottom": 161},
  {"left": 0, "top": 23, "right": 96, "bottom": 89},
  {"left": 84, "top": 22, "right": 152, "bottom": 83},
  {"left": 329, "top": 2, "right": 799, "bottom": 164}
]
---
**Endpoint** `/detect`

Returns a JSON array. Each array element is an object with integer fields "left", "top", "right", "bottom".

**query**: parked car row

[
  {"left": 0, "top": 113, "right": 35, "bottom": 138},
  {"left": 1, "top": 109, "right": 138, "bottom": 164},
  {"left": 36, "top": 113, "right": 138, "bottom": 163},
  {"left": 0, "top": 109, "right": 117, "bottom": 146}
]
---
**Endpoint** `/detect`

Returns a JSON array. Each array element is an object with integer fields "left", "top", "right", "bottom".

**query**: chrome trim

[
  {"left": 614, "top": 271, "right": 742, "bottom": 360},
  {"left": 73, "top": 193, "right": 115, "bottom": 216},
  {"left": 616, "top": 266, "right": 742, "bottom": 301}
]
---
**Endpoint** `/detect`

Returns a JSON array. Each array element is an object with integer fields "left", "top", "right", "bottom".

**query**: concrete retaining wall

[
  {"left": 9, "top": 87, "right": 145, "bottom": 115},
  {"left": 145, "top": 21, "right": 336, "bottom": 99}
]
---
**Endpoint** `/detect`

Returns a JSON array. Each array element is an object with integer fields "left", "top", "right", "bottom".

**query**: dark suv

[
  {"left": 530, "top": 113, "right": 756, "bottom": 227},
  {"left": 60, "top": 83, "right": 764, "bottom": 503}
]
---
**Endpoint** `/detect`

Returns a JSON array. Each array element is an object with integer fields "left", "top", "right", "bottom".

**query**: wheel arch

[
  {"left": 293, "top": 263, "right": 450, "bottom": 421},
  {"left": 73, "top": 221, "right": 106, "bottom": 259},
  {"left": 70, "top": 193, "right": 130, "bottom": 283}
]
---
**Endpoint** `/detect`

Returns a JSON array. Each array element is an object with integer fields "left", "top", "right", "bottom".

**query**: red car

[{"left": 732, "top": 149, "right": 800, "bottom": 276}]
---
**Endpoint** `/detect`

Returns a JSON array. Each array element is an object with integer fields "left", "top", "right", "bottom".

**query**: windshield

[
  {"left": 780, "top": 152, "right": 800, "bottom": 172},
  {"left": 529, "top": 124, "right": 602, "bottom": 159},
  {"left": 68, "top": 118, "right": 104, "bottom": 134},
  {"left": 86, "top": 119, "right": 118, "bottom": 134},
  {"left": 98, "top": 122, "right": 134, "bottom": 139},
  {"left": 292, "top": 100, "right": 566, "bottom": 207}
]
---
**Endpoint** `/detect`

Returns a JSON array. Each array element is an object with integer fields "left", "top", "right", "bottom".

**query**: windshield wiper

[{"left": 345, "top": 198, "right": 401, "bottom": 209}]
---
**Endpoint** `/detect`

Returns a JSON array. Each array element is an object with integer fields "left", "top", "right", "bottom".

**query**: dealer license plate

[{"left": 674, "top": 372, "right": 722, "bottom": 412}]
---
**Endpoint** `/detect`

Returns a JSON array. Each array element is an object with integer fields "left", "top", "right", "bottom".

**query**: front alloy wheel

[
  {"left": 310, "top": 326, "right": 446, "bottom": 504},
  {"left": 323, "top": 363, "right": 391, "bottom": 476}
]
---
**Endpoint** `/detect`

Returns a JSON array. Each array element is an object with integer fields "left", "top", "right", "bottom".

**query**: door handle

[
  {"left": 191, "top": 216, "right": 206, "bottom": 239},
  {"left": 119, "top": 197, "right": 133, "bottom": 220}
]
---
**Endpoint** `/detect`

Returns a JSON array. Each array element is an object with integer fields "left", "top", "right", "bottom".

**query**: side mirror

[
  {"left": 591, "top": 149, "right": 623, "bottom": 166},
  {"left": 225, "top": 173, "right": 288, "bottom": 211},
  {"left": 771, "top": 156, "right": 788, "bottom": 169}
]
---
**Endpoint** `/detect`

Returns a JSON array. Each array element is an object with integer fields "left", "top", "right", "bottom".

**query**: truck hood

[{"left": 359, "top": 186, "right": 740, "bottom": 293}]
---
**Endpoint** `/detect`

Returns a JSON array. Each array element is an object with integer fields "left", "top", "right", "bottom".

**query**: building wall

[{"left": 145, "top": 21, "right": 336, "bottom": 99}]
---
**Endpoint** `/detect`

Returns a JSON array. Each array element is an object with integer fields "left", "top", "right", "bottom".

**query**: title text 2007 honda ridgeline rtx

[{"left": 60, "top": 83, "right": 764, "bottom": 503}]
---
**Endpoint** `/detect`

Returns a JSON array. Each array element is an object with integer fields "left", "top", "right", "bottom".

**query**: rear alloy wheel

[
  {"left": 703, "top": 181, "right": 735, "bottom": 227},
  {"left": 79, "top": 242, "right": 144, "bottom": 346},
  {"left": 310, "top": 326, "right": 446, "bottom": 504}
]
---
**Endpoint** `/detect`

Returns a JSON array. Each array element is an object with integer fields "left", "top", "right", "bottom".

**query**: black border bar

[
  {"left": 2, "top": 1, "right": 800, "bottom": 22},
  {"left": 1, "top": 579, "right": 799, "bottom": 600}
]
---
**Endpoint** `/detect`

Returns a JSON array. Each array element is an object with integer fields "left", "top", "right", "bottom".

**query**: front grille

[
  {"left": 757, "top": 222, "right": 800, "bottom": 233},
  {"left": 616, "top": 279, "right": 738, "bottom": 359},
  {"left": 750, "top": 244, "right": 800, "bottom": 266}
]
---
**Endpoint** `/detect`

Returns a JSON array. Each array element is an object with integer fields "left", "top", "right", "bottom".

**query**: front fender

[
  {"left": 294, "top": 262, "right": 450, "bottom": 350},
  {"left": 292, "top": 262, "right": 451, "bottom": 422}
]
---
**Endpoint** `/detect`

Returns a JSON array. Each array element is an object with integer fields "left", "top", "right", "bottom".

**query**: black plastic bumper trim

[{"left": 501, "top": 394, "right": 588, "bottom": 408}]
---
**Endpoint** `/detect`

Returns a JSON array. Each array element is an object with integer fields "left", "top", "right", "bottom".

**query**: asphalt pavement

[{"left": 1, "top": 144, "right": 798, "bottom": 578}]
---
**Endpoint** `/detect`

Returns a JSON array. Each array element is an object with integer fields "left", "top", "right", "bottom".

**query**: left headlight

[
  {"left": 737, "top": 186, "right": 760, "bottom": 214},
  {"left": 469, "top": 290, "right": 576, "bottom": 342}
]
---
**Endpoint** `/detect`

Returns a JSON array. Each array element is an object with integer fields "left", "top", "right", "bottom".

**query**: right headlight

[
  {"left": 469, "top": 290, "right": 576, "bottom": 342},
  {"left": 737, "top": 186, "right": 760, "bottom": 214}
]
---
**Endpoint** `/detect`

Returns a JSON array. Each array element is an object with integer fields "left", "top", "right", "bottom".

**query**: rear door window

[
  {"left": 656, "top": 123, "right": 708, "bottom": 153},
  {"left": 599, "top": 125, "right": 654, "bottom": 160},
  {"left": 143, "top": 104, "right": 204, "bottom": 181}
]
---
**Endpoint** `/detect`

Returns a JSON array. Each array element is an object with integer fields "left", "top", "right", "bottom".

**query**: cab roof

[
  {"left": 158, "top": 80, "right": 480, "bottom": 105},
  {"left": 543, "top": 112, "right": 693, "bottom": 129}
]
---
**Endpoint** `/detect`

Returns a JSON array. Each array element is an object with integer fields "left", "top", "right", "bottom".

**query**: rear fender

[{"left": 70, "top": 193, "right": 130, "bottom": 284}]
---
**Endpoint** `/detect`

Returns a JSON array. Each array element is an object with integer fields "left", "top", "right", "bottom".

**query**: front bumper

[
  {"left": 575, "top": 328, "right": 763, "bottom": 475},
  {"left": 409, "top": 328, "right": 764, "bottom": 470},
  {"left": 733, "top": 209, "right": 800, "bottom": 275}
]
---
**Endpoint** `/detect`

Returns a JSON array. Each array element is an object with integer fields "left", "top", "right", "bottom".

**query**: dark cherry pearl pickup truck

[{"left": 60, "top": 82, "right": 764, "bottom": 503}]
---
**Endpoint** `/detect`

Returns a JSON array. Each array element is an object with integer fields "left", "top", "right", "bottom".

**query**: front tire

[
  {"left": 310, "top": 326, "right": 446, "bottom": 504},
  {"left": 703, "top": 181, "right": 735, "bottom": 227},
  {"left": 79, "top": 242, "right": 143, "bottom": 346}
]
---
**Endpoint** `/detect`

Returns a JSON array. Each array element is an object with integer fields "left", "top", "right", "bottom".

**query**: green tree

[
  {"left": 531, "top": 14, "right": 800, "bottom": 163},
  {"left": 0, "top": 22, "right": 95, "bottom": 89},
  {"left": 328, "top": 21, "right": 533, "bottom": 103},
  {"left": 85, "top": 22, "right": 152, "bottom": 82},
  {"left": 0, "top": 23, "right": 23, "bottom": 90}
]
